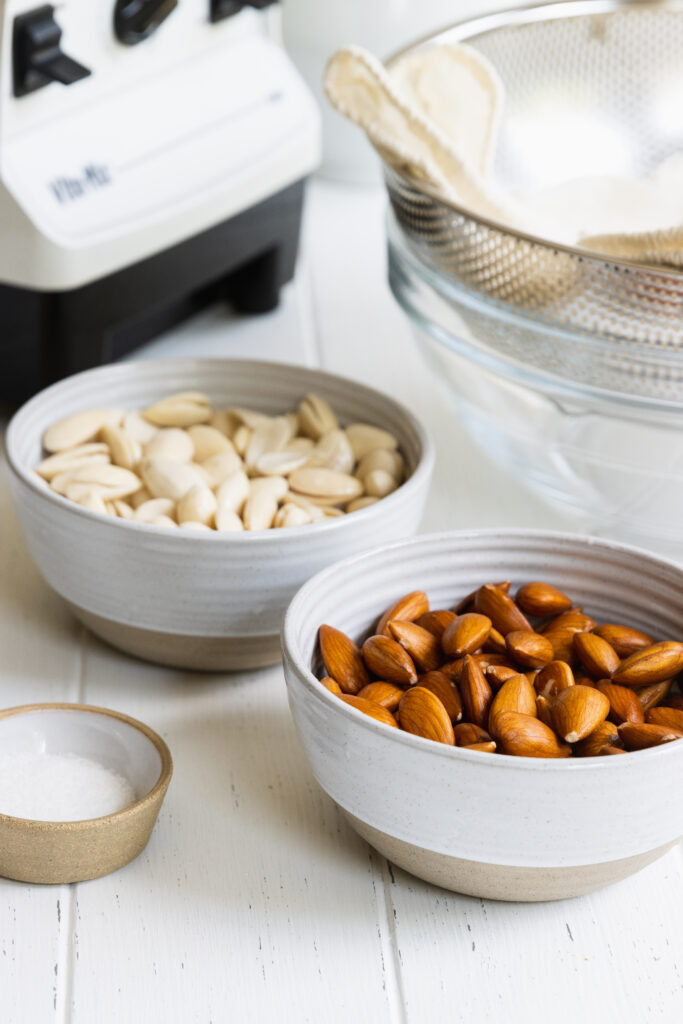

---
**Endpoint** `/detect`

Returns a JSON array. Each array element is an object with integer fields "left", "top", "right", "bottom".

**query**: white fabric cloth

[{"left": 324, "top": 43, "right": 683, "bottom": 269}]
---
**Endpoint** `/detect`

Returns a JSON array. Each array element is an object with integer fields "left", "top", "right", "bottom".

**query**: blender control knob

[
  {"left": 114, "top": 0, "right": 178, "bottom": 45},
  {"left": 13, "top": 5, "right": 91, "bottom": 97},
  {"left": 210, "top": 0, "right": 278, "bottom": 23}
]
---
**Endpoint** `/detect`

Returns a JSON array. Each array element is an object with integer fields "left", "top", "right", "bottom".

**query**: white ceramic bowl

[
  {"left": 6, "top": 359, "right": 433, "bottom": 671},
  {"left": 0, "top": 703, "right": 172, "bottom": 884},
  {"left": 282, "top": 530, "right": 683, "bottom": 901}
]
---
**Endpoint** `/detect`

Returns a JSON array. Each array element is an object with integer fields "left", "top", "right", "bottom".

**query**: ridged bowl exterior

[
  {"left": 282, "top": 530, "right": 683, "bottom": 887},
  {"left": 5, "top": 360, "right": 433, "bottom": 669}
]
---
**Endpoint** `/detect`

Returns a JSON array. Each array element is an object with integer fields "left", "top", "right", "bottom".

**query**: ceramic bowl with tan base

[
  {"left": 0, "top": 703, "right": 172, "bottom": 885},
  {"left": 5, "top": 359, "right": 433, "bottom": 671},
  {"left": 281, "top": 530, "right": 683, "bottom": 902}
]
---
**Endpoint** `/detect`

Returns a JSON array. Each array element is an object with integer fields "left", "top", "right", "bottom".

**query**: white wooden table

[{"left": 2, "top": 180, "right": 682, "bottom": 1024}]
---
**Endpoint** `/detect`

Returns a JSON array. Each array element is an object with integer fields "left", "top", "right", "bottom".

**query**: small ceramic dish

[
  {"left": 0, "top": 703, "right": 172, "bottom": 884},
  {"left": 282, "top": 530, "right": 683, "bottom": 902},
  {"left": 5, "top": 359, "right": 433, "bottom": 670}
]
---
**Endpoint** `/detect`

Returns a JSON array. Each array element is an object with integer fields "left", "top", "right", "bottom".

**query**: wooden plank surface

[{"left": 1, "top": 180, "right": 682, "bottom": 1024}]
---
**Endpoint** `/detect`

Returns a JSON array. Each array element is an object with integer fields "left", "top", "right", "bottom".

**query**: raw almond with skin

[
  {"left": 453, "top": 723, "right": 492, "bottom": 746},
  {"left": 338, "top": 694, "right": 398, "bottom": 729},
  {"left": 552, "top": 685, "right": 610, "bottom": 743},
  {"left": 388, "top": 621, "right": 442, "bottom": 673},
  {"left": 441, "top": 652, "right": 509, "bottom": 683},
  {"left": 319, "top": 625, "right": 369, "bottom": 695},
  {"left": 417, "top": 671, "right": 462, "bottom": 723},
  {"left": 505, "top": 630, "right": 554, "bottom": 669},
  {"left": 612, "top": 642, "right": 683, "bottom": 686},
  {"left": 483, "top": 627, "right": 507, "bottom": 656},
  {"left": 534, "top": 660, "right": 575, "bottom": 698},
  {"left": 415, "top": 610, "right": 457, "bottom": 639},
  {"left": 488, "top": 674, "right": 537, "bottom": 737},
  {"left": 635, "top": 680, "right": 672, "bottom": 711},
  {"left": 376, "top": 591, "right": 429, "bottom": 636},
  {"left": 645, "top": 706, "right": 683, "bottom": 731},
  {"left": 592, "top": 623, "right": 654, "bottom": 658},
  {"left": 485, "top": 664, "right": 521, "bottom": 689},
  {"left": 494, "top": 712, "right": 571, "bottom": 758},
  {"left": 320, "top": 676, "right": 342, "bottom": 694},
  {"left": 362, "top": 635, "right": 418, "bottom": 686},
  {"left": 618, "top": 721, "right": 683, "bottom": 750},
  {"left": 665, "top": 696, "right": 683, "bottom": 711},
  {"left": 441, "top": 613, "right": 492, "bottom": 658},
  {"left": 460, "top": 655, "right": 493, "bottom": 730},
  {"left": 454, "top": 581, "right": 510, "bottom": 614},
  {"left": 515, "top": 582, "right": 572, "bottom": 617},
  {"left": 474, "top": 584, "right": 531, "bottom": 635},
  {"left": 596, "top": 682, "right": 644, "bottom": 725},
  {"left": 535, "top": 694, "right": 554, "bottom": 729},
  {"left": 600, "top": 745, "right": 628, "bottom": 755},
  {"left": 574, "top": 720, "right": 621, "bottom": 757},
  {"left": 398, "top": 687, "right": 455, "bottom": 745},
  {"left": 462, "top": 741, "right": 497, "bottom": 753},
  {"left": 573, "top": 632, "right": 621, "bottom": 680},
  {"left": 357, "top": 682, "right": 405, "bottom": 711},
  {"left": 541, "top": 611, "right": 595, "bottom": 663}
]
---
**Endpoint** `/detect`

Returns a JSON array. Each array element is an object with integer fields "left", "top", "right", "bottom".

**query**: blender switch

[{"left": 13, "top": 5, "right": 91, "bottom": 97}]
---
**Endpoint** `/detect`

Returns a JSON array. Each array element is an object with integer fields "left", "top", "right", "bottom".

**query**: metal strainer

[{"left": 383, "top": 0, "right": 683, "bottom": 401}]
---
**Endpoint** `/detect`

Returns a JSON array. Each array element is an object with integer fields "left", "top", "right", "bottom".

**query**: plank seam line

[
  {"left": 378, "top": 855, "right": 409, "bottom": 1024},
  {"left": 55, "top": 887, "right": 76, "bottom": 1024}
]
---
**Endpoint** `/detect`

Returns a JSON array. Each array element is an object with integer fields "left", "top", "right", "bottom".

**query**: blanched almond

[
  {"left": 288, "top": 467, "right": 363, "bottom": 503},
  {"left": 123, "top": 411, "right": 157, "bottom": 445},
  {"left": 176, "top": 484, "right": 217, "bottom": 527},
  {"left": 214, "top": 508, "right": 244, "bottom": 532},
  {"left": 143, "top": 391, "right": 211, "bottom": 428},
  {"left": 36, "top": 444, "right": 110, "bottom": 480},
  {"left": 101, "top": 425, "right": 142, "bottom": 471},
  {"left": 140, "top": 457, "right": 205, "bottom": 502},
  {"left": 187, "top": 424, "right": 234, "bottom": 462},
  {"left": 307, "top": 429, "right": 354, "bottom": 474},
  {"left": 298, "top": 394, "right": 338, "bottom": 439},
  {"left": 363, "top": 469, "right": 398, "bottom": 498},
  {"left": 215, "top": 470, "right": 250, "bottom": 514},
  {"left": 273, "top": 503, "right": 312, "bottom": 528},
  {"left": 201, "top": 451, "right": 244, "bottom": 489},
  {"left": 58, "top": 463, "right": 141, "bottom": 500},
  {"left": 256, "top": 451, "right": 308, "bottom": 477},
  {"left": 346, "top": 496, "right": 380, "bottom": 514},
  {"left": 242, "top": 490, "right": 277, "bottom": 531},
  {"left": 134, "top": 498, "right": 176, "bottom": 523},
  {"left": 43, "top": 408, "right": 123, "bottom": 452}
]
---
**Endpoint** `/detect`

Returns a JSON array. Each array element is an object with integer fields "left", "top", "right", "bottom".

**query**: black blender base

[{"left": 0, "top": 179, "right": 305, "bottom": 405}]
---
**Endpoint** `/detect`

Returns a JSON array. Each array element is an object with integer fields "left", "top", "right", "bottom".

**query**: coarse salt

[{"left": 0, "top": 753, "right": 137, "bottom": 822}]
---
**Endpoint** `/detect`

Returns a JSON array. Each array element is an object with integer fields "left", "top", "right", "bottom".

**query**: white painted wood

[{"left": 1, "top": 179, "right": 682, "bottom": 1024}]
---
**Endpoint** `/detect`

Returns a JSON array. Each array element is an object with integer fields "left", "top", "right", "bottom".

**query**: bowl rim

[
  {"left": 382, "top": 0, "right": 683, "bottom": 280},
  {"left": 5, "top": 356, "right": 435, "bottom": 544},
  {"left": 0, "top": 702, "right": 173, "bottom": 828},
  {"left": 282, "top": 527, "right": 683, "bottom": 770}
]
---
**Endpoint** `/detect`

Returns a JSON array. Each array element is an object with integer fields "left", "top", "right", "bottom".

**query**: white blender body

[{"left": 0, "top": 0, "right": 320, "bottom": 397}]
